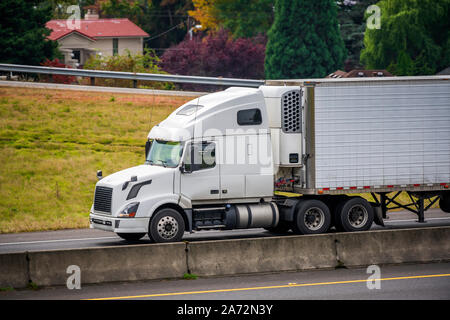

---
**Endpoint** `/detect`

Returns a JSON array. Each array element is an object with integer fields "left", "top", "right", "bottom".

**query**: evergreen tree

[
  {"left": 337, "top": 0, "right": 378, "bottom": 70},
  {"left": 360, "top": 0, "right": 450, "bottom": 75},
  {"left": 0, "top": 0, "right": 59, "bottom": 65},
  {"left": 265, "top": 0, "right": 346, "bottom": 79}
]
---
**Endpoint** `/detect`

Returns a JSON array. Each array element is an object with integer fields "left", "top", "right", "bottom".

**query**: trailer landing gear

[{"left": 371, "top": 192, "right": 442, "bottom": 223}]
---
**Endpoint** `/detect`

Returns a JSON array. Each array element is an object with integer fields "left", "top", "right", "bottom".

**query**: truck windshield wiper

[{"left": 157, "top": 160, "right": 167, "bottom": 167}]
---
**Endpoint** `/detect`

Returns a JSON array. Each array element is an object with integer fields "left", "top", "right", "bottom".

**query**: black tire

[
  {"left": 117, "top": 233, "right": 146, "bottom": 241},
  {"left": 292, "top": 199, "right": 331, "bottom": 235},
  {"left": 149, "top": 208, "right": 185, "bottom": 243},
  {"left": 334, "top": 197, "right": 374, "bottom": 232},
  {"left": 264, "top": 221, "right": 292, "bottom": 234}
]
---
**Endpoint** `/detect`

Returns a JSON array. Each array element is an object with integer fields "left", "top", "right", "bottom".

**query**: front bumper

[{"left": 89, "top": 212, "right": 149, "bottom": 233}]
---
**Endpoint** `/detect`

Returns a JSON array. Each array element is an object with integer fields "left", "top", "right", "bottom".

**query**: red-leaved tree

[
  {"left": 160, "top": 30, "right": 266, "bottom": 91},
  {"left": 40, "top": 59, "right": 76, "bottom": 84}
]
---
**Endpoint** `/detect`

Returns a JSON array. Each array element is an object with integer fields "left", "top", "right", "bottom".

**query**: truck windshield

[{"left": 145, "top": 140, "right": 183, "bottom": 168}]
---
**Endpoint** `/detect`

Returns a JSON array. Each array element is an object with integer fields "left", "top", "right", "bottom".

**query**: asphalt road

[
  {"left": 1, "top": 262, "right": 449, "bottom": 300},
  {"left": 0, "top": 209, "right": 448, "bottom": 254}
]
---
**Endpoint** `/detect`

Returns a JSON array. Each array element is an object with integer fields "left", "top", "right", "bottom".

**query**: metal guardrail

[{"left": 0, "top": 63, "right": 265, "bottom": 88}]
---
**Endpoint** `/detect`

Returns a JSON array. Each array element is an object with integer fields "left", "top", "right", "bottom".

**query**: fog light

[{"left": 118, "top": 202, "right": 139, "bottom": 218}]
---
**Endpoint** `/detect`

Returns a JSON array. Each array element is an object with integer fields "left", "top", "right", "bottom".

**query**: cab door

[{"left": 180, "top": 140, "right": 220, "bottom": 200}]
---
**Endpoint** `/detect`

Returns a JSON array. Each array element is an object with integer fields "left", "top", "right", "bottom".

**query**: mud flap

[{"left": 372, "top": 204, "right": 385, "bottom": 227}]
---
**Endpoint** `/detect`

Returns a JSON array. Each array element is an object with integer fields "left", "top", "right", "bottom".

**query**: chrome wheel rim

[
  {"left": 347, "top": 205, "right": 368, "bottom": 228},
  {"left": 157, "top": 216, "right": 178, "bottom": 239},
  {"left": 303, "top": 207, "right": 325, "bottom": 231}
]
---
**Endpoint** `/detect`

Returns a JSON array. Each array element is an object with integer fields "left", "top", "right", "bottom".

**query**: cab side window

[
  {"left": 184, "top": 142, "right": 216, "bottom": 172},
  {"left": 237, "top": 108, "right": 262, "bottom": 126}
]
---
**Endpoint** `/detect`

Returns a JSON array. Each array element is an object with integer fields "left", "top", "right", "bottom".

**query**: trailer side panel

[{"left": 313, "top": 79, "right": 450, "bottom": 190}]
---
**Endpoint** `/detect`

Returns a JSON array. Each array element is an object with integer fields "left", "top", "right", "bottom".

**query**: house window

[
  {"left": 237, "top": 108, "right": 262, "bottom": 126},
  {"left": 113, "top": 38, "right": 118, "bottom": 55},
  {"left": 72, "top": 50, "right": 80, "bottom": 63}
]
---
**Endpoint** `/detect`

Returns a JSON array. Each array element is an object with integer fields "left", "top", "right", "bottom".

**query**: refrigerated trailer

[{"left": 89, "top": 76, "right": 450, "bottom": 242}]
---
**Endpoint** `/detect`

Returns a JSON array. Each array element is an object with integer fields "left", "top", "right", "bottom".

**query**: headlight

[{"left": 118, "top": 202, "right": 139, "bottom": 218}]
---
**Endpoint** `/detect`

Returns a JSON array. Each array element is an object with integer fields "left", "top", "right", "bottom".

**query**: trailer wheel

[
  {"left": 292, "top": 200, "right": 331, "bottom": 235},
  {"left": 149, "top": 208, "right": 185, "bottom": 243},
  {"left": 117, "top": 233, "right": 146, "bottom": 242},
  {"left": 335, "top": 197, "right": 374, "bottom": 232}
]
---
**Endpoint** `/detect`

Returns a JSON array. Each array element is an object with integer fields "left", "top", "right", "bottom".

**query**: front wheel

[
  {"left": 117, "top": 233, "right": 146, "bottom": 242},
  {"left": 292, "top": 199, "right": 331, "bottom": 235},
  {"left": 149, "top": 208, "right": 185, "bottom": 243}
]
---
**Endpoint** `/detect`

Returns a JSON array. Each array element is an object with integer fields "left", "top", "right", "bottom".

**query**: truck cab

[{"left": 89, "top": 86, "right": 289, "bottom": 242}]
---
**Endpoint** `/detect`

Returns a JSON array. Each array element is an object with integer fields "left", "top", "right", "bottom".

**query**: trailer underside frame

[{"left": 370, "top": 192, "right": 441, "bottom": 223}]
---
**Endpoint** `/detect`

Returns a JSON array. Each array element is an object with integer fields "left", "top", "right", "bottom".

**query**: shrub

[
  {"left": 160, "top": 30, "right": 266, "bottom": 91},
  {"left": 83, "top": 49, "right": 174, "bottom": 90},
  {"left": 40, "top": 59, "right": 76, "bottom": 84}
]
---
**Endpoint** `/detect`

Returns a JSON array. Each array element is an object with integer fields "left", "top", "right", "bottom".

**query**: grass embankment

[{"left": 0, "top": 87, "right": 191, "bottom": 233}]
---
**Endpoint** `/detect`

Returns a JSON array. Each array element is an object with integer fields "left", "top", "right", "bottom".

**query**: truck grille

[{"left": 94, "top": 186, "right": 113, "bottom": 214}]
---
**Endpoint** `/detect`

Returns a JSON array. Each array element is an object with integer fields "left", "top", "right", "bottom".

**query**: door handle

[{"left": 210, "top": 190, "right": 219, "bottom": 194}]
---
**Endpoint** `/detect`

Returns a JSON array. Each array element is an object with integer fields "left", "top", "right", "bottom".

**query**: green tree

[
  {"left": 140, "top": 0, "right": 193, "bottom": 50},
  {"left": 0, "top": 0, "right": 59, "bottom": 65},
  {"left": 214, "top": 0, "right": 274, "bottom": 38},
  {"left": 101, "top": 0, "right": 142, "bottom": 21},
  {"left": 360, "top": 0, "right": 450, "bottom": 75},
  {"left": 101, "top": 0, "right": 193, "bottom": 52},
  {"left": 265, "top": 0, "right": 346, "bottom": 79},
  {"left": 45, "top": 0, "right": 95, "bottom": 19},
  {"left": 337, "top": 0, "right": 378, "bottom": 70}
]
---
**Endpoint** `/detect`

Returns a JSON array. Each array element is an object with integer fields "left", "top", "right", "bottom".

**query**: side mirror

[
  {"left": 179, "top": 163, "right": 191, "bottom": 174},
  {"left": 96, "top": 170, "right": 103, "bottom": 180}
]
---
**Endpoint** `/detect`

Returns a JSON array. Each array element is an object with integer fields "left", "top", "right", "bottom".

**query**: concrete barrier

[
  {"left": 335, "top": 226, "right": 450, "bottom": 267},
  {"left": 0, "top": 252, "right": 28, "bottom": 288},
  {"left": 1, "top": 226, "right": 449, "bottom": 288},
  {"left": 187, "top": 234, "right": 338, "bottom": 276},
  {"left": 28, "top": 242, "right": 186, "bottom": 287}
]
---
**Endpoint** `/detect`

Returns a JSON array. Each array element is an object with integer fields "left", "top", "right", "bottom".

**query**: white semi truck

[{"left": 89, "top": 76, "right": 450, "bottom": 242}]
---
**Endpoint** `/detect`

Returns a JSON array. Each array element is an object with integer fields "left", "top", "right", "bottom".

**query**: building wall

[
  {"left": 118, "top": 37, "right": 144, "bottom": 55},
  {"left": 58, "top": 33, "right": 94, "bottom": 49},
  {"left": 87, "top": 38, "right": 143, "bottom": 56},
  {"left": 57, "top": 34, "right": 144, "bottom": 66}
]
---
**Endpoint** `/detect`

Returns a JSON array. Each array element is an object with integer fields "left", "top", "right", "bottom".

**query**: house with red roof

[{"left": 46, "top": 7, "right": 149, "bottom": 67}]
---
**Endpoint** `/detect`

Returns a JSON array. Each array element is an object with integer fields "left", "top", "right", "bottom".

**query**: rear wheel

[
  {"left": 292, "top": 200, "right": 331, "bottom": 235},
  {"left": 117, "top": 233, "right": 146, "bottom": 242},
  {"left": 335, "top": 197, "right": 374, "bottom": 232},
  {"left": 149, "top": 208, "right": 185, "bottom": 243}
]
